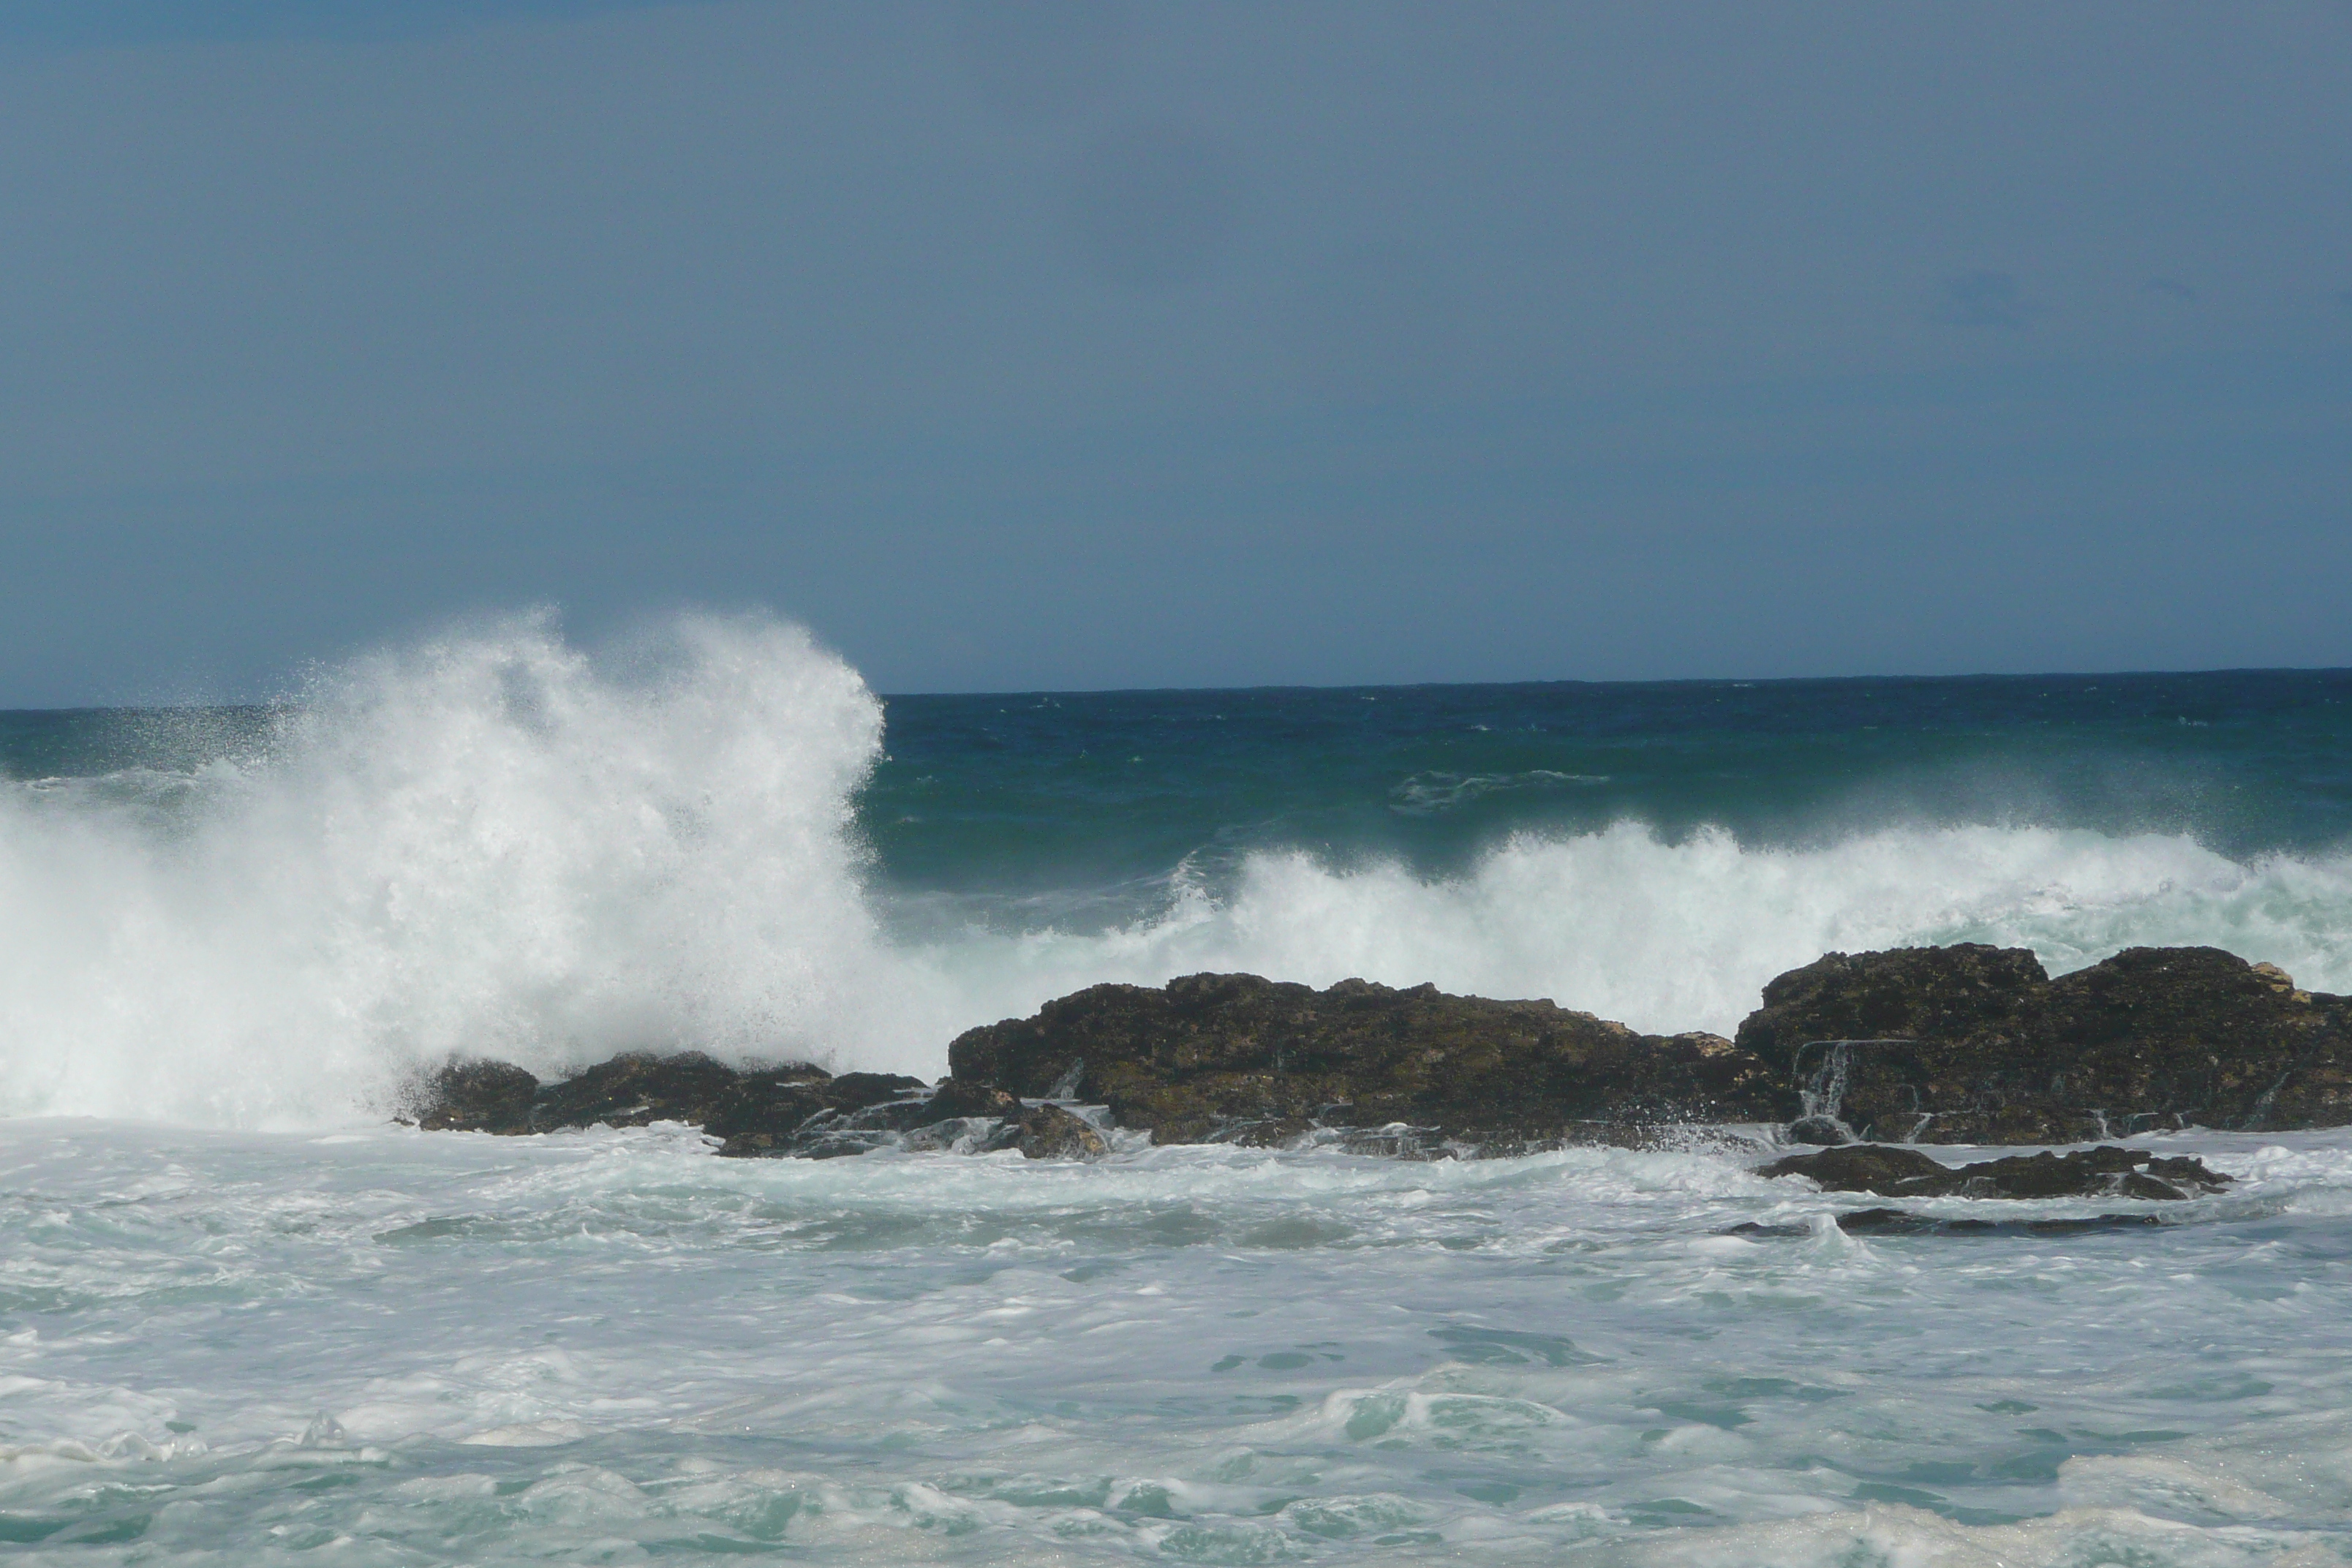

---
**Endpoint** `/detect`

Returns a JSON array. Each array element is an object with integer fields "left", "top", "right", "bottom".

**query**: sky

[{"left": 1, "top": 0, "right": 2348, "bottom": 704}]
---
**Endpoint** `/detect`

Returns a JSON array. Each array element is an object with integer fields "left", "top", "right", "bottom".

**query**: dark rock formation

[
  {"left": 701, "top": 1067, "right": 866, "bottom": 1147},
  {"left": 923, "top": 1079, "right": 1025, "bottom": 1122},
  {"left": 412, "top": 1059, "right": 540, "bottom": 1132},
  {"left": 1757, "top": 1142, "right": 1954, "bottom": 1194},
  {"left": 404, "top": 1052, "right": 1115, "bottom": 1161},
  {"left": 709, "top": 1068, "right": 937, "bottom": 1159},
  {"left": 1016, "top": 1104, "right": 1111, "bottom": 1160},
  {"left": 946, "top": 972, "right": 1789, "bottom": 1150},
  {"left": 1759, "top": 1142, "right": 2231, "bottom": 1200},
  {"left": 404, "top": 1055, "right": 968, "bottom": 1155},
  {"left": 1955, "top": 1148, "right": 2231, "bottom": 1200},
  {"left": 404, "top": 942, "right": 2352, "bottom": 1163},
  {"left": 1738, "top": 944, "right": 2352, "bottom": 1142}
]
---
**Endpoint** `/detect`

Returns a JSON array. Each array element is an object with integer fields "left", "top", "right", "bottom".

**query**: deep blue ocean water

[{"left": 862, "top": 668, "right": 2352, "bottom": 894}]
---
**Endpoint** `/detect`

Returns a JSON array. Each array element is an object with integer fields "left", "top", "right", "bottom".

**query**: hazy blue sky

[{"left": 2, "top": 1, "right": 2348, "bottom": 703}]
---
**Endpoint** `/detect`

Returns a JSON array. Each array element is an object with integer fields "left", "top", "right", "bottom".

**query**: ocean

[{"left": 4, "top": 611, "right": 2351, "bottom": 1564}]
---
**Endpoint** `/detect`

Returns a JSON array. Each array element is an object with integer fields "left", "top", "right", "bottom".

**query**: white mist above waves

[{"left": 4, "top": 613, "right": 2350, "bottom": 1128}]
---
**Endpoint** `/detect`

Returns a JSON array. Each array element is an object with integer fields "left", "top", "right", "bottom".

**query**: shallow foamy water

[{"left": 5, "top": 1122, "right": 2352, "bottom": 1564}]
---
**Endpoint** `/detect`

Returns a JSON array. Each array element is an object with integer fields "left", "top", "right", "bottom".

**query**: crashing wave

[{"left": 4, "top": 611, "right": 2349, "bottom": 1127}]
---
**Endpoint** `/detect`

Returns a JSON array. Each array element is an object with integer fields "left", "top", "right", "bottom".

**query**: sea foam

[{"left": 4, "top": 614, "right": 2348, "bottom": 1127}]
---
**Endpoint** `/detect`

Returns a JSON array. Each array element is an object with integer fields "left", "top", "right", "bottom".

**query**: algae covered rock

[
  {"left": 946, "top": 970, "right": 1790, "bottom": 1148},
  {"left": 923, "top": 1079, "right": 1024, "bottom": 1122},
  {"left": 1016, "top": 1103, "right": 1111, "bottom": 1160}
]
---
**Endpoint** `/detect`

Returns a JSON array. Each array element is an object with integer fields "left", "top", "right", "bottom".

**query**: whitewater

[
  {"left": 3, "top": 614, "right": 2348, "bottom": 1126},
  {"left": 5, "top": 614, "right": 2352, "bottom": 1564}
]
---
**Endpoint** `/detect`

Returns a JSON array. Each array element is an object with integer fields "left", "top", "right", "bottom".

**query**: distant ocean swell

[{"left": 2, "top": 614, "right": 2347, "bottom": 1128}]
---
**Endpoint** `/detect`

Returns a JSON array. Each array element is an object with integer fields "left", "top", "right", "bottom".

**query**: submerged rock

[
  {"left": 1859, "top": 1209, "right": 2161, "bottom": 1237},
  {"left": 946, "top": 971, "right": 1789, "bottom": 1149},
  {"left": 1740, "top": 944, "right": 2352, "bottom": 1142},
  {"left": 1726, "top": 1208, "right": 2166, "bottom": 1238},
  {"left": 1758, "top": 1142, "right": 2231, "bottom": 1200}
]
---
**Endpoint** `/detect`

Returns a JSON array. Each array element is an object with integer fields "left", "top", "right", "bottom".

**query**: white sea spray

[
  {"left": 4, "top": 615, "right": 2351, "bottom": 1126},
  {"left": 0, "top": 611, "right": 898, "bottom": 1124},
  {"left": 920, "top": 823, "right": 2352, "bottom": 1041}
]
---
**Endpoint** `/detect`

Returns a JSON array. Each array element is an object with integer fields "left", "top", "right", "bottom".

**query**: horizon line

[{"left": 5, "top": 662, "right": 2351, "bottom": 717}]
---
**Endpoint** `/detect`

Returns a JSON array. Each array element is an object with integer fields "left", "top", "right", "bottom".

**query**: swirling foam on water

[
  {"left": 4, "top": 612, "right": 2351, "bottom": 1126},
  {"left": 4, "top": 1122, "right": 2352, "bottom": 1563}
]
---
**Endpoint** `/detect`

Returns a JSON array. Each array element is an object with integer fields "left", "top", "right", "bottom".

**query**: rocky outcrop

[
  {"left": 1758, "top": 1142, "right": 2231, "bottom": 1200},
  {"left": 944, "top": 971, "right": 1788, "bottom": 1150},
  {"left": 403, "top": 943, "right": 2352, "bottom": 1163},
  {"left": 1737, "top": 944, "right": 2352, "bottom": 1142},
  {"left": 402, "top": 1055, "right": 1015, "bottom": 1158}
]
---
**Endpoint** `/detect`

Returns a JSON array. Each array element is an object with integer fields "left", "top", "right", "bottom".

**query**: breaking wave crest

[
  {"left": 0, "top": 612, "right": 897, "bottom": 1126},
  {"left": 4, "top": 613, "right": 2348, "bottom": 1127},
  {"left": 928, "top": 824, "right": 2352, "bottom": 1046}
]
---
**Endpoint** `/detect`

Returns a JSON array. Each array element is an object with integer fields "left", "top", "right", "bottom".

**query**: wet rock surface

[
  {"left": 1728, "top": 1210, "right": 2168, "bottom": 1239},
  {"left": 1015, "top": 1103, "right": 1112, "bottom": 1161},
  {"left": 404, "top": 1055, "right": 1000, "bottom": 1157},
  {"left": 946, "top": 971, "right": 1787, "bottom": 1148},
  {"left": 411, "top": 1058, "right": 539, "bottom": 1133},
  {"left": 1741, "top": 943, "right": 2352, "bottom": 1142},
  {"left": 1759, "top": 1142, "right": 2232, "bottom": 1200},
  {"left": 407, "top": 943, "right": 2352, "bottom": 1163}
]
